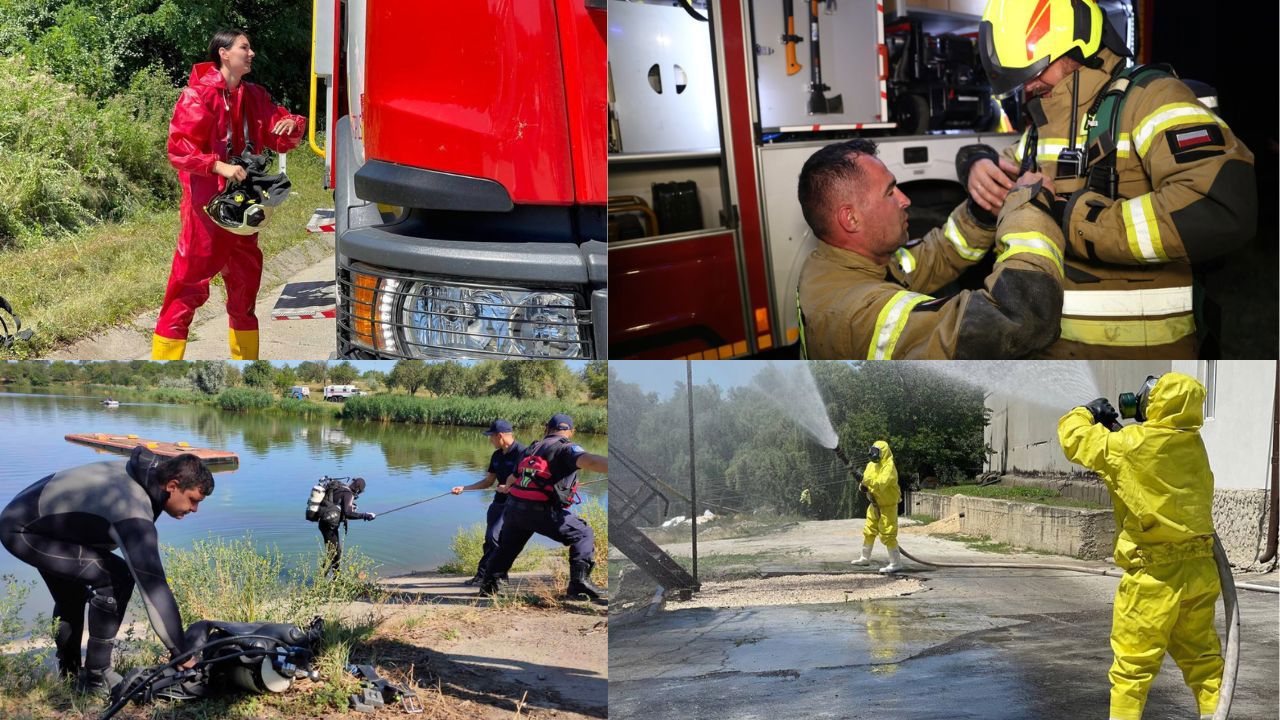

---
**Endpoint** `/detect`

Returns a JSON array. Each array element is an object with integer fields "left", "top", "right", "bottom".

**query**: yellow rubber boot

[
  {"left": 151, "top": 334, "right": 187, "bottom": 360},
  {"left": 228, "top": 328, "right": 259, "bottom": 360}
]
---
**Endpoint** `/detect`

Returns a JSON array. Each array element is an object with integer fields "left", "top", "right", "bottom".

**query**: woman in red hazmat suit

[{"left": 152, "top": 28, "right": 305, "bottom": 359}]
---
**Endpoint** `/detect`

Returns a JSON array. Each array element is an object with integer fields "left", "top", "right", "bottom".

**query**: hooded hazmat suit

[
  {"left": 153, "top": 62, "right": 305, "bottom": 359},
  {"left": 862, "top": 440, "right": 901, "bottom": 549},
  {"left": 1058, "top": 372, "right": 1222, "bottom": 720}
]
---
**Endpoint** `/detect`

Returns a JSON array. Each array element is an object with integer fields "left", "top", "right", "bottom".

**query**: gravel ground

[{"left": 663, "top": 572, "right": 924, "bottom": 610}]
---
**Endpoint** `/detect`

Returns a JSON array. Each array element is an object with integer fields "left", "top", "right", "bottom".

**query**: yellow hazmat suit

[
  {"left": 1058, "top": 373, "right": 1222, "bottom": 720},
  {"left": 862, "top": 440, "right": 901, "bottom": 550}
]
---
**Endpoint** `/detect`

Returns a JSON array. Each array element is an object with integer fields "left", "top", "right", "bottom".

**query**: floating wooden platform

[{"left": 64, "top": 433, "right": 239, "bottom": 464}]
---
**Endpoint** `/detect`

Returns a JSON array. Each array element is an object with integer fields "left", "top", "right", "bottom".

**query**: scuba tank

[{"left": 305, "top": 483, "right": 326, "bottom": 522}]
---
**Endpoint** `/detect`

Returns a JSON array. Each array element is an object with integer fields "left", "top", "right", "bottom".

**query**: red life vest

[{"left": 509, "top": 436, "right": 579, "bottom": 507}]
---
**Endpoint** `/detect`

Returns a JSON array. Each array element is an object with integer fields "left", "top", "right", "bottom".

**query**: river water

[{"left": 0, "top": 390, "right": 606, "bottom": 616}]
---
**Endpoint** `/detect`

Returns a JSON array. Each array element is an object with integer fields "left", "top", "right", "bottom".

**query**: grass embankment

[
  {"left": 0, "top": 52, "right": 330, "bottom": 358},
  {"left": 933, "top": 484, "right": 1105, "bottom": 509},
  {"left": 932, "top": 533, "right": 1019, "bottom": 555},
  {"left": 0, "top": 538, "right": 384, "bottom": 719}
]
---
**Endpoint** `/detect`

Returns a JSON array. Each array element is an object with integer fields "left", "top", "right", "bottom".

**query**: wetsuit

[
  {"left": 319, "top": 484, "right": 371, "bottom": 576},
  {"left": 473, "top": 441, "right": 526, "bottom": 580},
  {"left": 0, "top": 447, "right": 186, "bottom": 676}
]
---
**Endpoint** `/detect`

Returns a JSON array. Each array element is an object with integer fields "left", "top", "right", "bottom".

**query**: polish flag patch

[{"left": 1174, "top": 128, "right": 1213, "bottom": 149}]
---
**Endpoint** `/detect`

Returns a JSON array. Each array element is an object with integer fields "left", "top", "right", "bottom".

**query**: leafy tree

[
  {"left": 387, "top": 360, "right": 429, "bottom": 396},
  {"left": 427, "top": 361, "right": 466, "bottom": 396},
  {"left": 272, "top": 364, "right": 297, "bottom": 396},
  {"left": 223, "top": 363, "right": 242, "bottom": 387},
  {"left": 328, "top": 361, "right": 358, "bottom": 385},
  {"left": 361, "top": 369, "right": 386, "bottom": 391},
  {"left": 583, "top": 360, "right": 608, "bottom": 400},
  {"left": 242, "top": 359, "right": 272, "bottom": 389},
  {"left": 187, "top": 361, "right": 225, "bottom": 394},
  {"left": 296, "top": 360, "right": 326, "bottom": 384}
]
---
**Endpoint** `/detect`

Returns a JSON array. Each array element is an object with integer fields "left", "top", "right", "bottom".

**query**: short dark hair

[
  {"left": 208, "top": 29, "right": 249, "bottom": 68},
  {"left": 158, "top": 454, "right": 214, "bottom": 496},
  {"left": 350, "top": 477, "right": 366, "bottom": 494},
  {"left": 797, "top": 139, "right": 880, "bottom": 240}
]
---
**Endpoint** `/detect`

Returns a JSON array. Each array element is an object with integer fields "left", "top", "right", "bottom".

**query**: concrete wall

[
  {"left": 1213, "top": 488, "right": 1270, "bottom": 567},
  {"left": 912, "top": 491, "right": 1115, "bottom": 560},
  {"left": 1000, "top": 476, "right": 1268, "bottom": 561}
]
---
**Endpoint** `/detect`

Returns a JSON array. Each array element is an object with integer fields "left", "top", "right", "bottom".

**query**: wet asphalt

[{"left": 609, "top": 561, "right": 1279, "bottom": 719}]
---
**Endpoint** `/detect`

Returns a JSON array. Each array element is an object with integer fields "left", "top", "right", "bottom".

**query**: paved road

[{"left": 609, "top": 533, "right": 1279, "bottom": 720}]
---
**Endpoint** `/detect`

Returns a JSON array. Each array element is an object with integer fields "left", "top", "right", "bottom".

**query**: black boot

[
  {"left": 463, "top": 572, "right": 484, "bottom": 586},
  {"left": 566, "top": 561, "right": 607, "bottom": 602},
  {"left": 75, "top": 667, "right": 122, "bottom": 697},
  {"left": 477, "top": 573, "right": 507, "bottom": 596}
]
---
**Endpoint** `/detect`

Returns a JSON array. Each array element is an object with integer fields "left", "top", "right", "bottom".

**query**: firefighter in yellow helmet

[
  {"left": 851, "top": 441, "right": 904, "bottom": 573},
  {"left": 962, "top": 0, "right": 1256, "bottom": 359},
  {"left": 1058, "top": 373, "right": 1222, "bottom": 720}
]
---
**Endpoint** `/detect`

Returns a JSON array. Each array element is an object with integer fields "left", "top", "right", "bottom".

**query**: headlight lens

[{"left": 402, "top": 284, "right": 587, "bottom": 358}]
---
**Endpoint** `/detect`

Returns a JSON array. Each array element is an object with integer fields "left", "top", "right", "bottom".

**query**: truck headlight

[{"left": 403, "top": 284, "right": 588, "bottom": 358}]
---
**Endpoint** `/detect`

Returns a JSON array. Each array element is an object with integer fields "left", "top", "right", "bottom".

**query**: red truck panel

[{"left": 362, "top": 0, "right": 602, "bottom": 206}]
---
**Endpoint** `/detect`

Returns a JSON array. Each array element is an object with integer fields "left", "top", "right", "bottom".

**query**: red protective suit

[{"left": 154, "top": 62, "right": 305, "bottom": 357}]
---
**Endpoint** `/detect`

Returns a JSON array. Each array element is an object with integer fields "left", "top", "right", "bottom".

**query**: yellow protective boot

[
  {"left": 228, "top": 328, "right": 259, "bottom": 360},
  {"left": 151, "top": 334, "right": 187, "bottom": 360}
]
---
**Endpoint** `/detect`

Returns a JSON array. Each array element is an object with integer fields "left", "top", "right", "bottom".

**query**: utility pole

[{"left": 687, "top": 359, "right": 698, "bottom": 583}]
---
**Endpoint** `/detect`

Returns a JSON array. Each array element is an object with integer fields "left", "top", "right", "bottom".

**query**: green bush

[
  {"left": 277, "top": 397, "right": 341, "bottom": 418},
  {"left": 215, "top": 387, "right": 274, "bottom": 412},
  {"left": 0, "top": 575, "right": 50, "bottom": 694},
  {"left": 0, "top": 54, "right": 175, "bottom": 246}
]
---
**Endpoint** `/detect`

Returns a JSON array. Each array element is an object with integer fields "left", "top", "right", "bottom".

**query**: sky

[{"left": 610, "top": 360, "right": 854, "bottom": 399}]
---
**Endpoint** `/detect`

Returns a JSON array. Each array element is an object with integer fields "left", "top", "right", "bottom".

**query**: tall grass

[
  {"left": 163, "top": 536, "right": 380, "bottom": 628},
  {"left": 439, "top": 498, "right": 608, "bottom": 587},
  {"left": 215, "top": 387, "right": 274, "bottom": 412},
  {"left": 438, "top": 522, "right": 547, "bottom": 575},
  {"left": 0, "top": 55, "right": 175, "bottom": 247},
  {"left": 341, "top": 394, "right": 607, "bottom": 433}
]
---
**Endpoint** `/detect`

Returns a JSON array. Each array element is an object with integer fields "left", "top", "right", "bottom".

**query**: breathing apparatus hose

[
  {"left": 98, "top": 633, "right": 300, "bottom": 720},
  {"left": 895, "top": 533, "right": 1256, "bottom": 720}
]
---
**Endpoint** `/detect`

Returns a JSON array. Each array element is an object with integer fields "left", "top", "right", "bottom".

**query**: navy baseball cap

[
  {"left": 547, "top": 414, "right": 574, "bottom": 431},
  {"left": 483, "top": 419, "right": 514, "bottom": 436}
]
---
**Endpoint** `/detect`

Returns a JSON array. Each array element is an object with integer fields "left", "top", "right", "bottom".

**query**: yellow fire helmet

[{"left": 979, "top": 0, "right": 1109, "bottom": 98}]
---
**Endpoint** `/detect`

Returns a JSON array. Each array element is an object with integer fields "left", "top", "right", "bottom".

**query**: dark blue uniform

[
  {"left": 474, "top": 441, "right": 525, "bottom": 579},
  {"left": 485, "top": 435, "right": 595, "bottom": 578}
]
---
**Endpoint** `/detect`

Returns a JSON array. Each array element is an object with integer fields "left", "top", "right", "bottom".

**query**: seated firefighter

[{"left": 797, "top": 138, "right": 1066, "bottom": 360}]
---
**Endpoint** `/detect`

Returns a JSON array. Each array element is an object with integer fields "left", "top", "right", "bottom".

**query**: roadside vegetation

[{"left": 931, "top": 484, "right": 1106, "bottom": 510}]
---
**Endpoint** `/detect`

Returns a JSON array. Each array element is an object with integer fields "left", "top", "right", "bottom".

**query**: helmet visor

[{"left": 979, "top": 20, "right": 1052, "bottom": 99}]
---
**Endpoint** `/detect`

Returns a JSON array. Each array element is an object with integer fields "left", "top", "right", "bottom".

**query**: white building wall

[
  {"left": 986, "top": 361, "right": 1171, "bottom": 475},
  {"left": 1171, "top": 360, "right": 1276, "bottom": 491},
  {"left": 985, "top": 361, "right": 1275, "bottom": 490}
]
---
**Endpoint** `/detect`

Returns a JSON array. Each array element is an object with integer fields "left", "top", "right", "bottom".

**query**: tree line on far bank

[{"left": 0, "top": 359, "right": 608, "bottom": 402}]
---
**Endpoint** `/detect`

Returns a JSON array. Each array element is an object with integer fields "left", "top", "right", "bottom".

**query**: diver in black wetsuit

[{"left": 0, "top": 446, "right": 213, "bottom": 694}]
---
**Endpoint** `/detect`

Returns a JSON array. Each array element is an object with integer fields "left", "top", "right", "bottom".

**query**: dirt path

[{"left": 358, "top": 572, "right": 609, "bottom": 719}]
